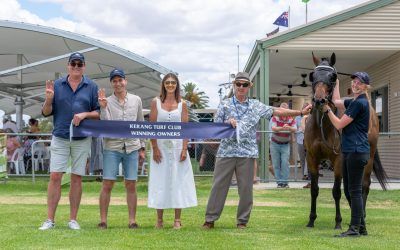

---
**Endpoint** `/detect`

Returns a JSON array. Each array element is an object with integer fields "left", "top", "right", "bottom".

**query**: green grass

[{"left": 1, "top": 177, "right": 400, "bottom": 249}]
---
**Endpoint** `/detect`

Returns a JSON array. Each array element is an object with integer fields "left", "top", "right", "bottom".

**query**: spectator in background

[
  {"left": 199, "top": 141, "right": 219, "bottom": 172},
  {"left": 300, "top": 114, "right": 311, "bottom": 188},
  {"left": 3, "top": 115, "right": 17, "bottom": 133},
  {"left": 295, "top": 103, "right": 309, "bottom": 181},
  {"left": 5, "top": 128, "right": 21, "bottom": 173},
  {"left": 270, "top": 102, "right": 297, "bottom": 188},
  {"left": 28, "top": 118, "right": 40, "bottom": 134}
]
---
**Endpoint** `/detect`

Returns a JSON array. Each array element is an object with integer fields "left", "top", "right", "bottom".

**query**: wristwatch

[{"left": 325, "top": 108, "right": 331, "bottom": 114}]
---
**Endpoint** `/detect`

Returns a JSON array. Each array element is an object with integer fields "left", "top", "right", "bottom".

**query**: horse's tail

[{"left": 373, "top": 149, "right": 388, "bottom": 191}]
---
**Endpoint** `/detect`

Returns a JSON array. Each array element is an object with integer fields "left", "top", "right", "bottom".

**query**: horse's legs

[
  {"left": 361, "top": 158, "right": 373, "bottom": 229},
  {"left": 307, "top": 162, "right": 319, "bottom": 228},
  {"left": 332, "top": 158, "right": 342, "bottom": 230}
]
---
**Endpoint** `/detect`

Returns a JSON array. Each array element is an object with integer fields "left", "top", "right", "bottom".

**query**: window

[{"left": 371, "top": 86, "right": 388, "bottom": 132}]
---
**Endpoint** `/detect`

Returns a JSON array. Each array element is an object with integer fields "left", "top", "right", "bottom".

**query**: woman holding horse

[{"left": 323, "top": 72, "right": 371, "bottom": 237}]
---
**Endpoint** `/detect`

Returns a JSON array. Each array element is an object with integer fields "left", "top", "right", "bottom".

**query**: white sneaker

[
  {"left": 68, "top": 220, "right": 81, "bottom": 230},
  {"left": 39, "top": 219, "right": 55, "bottom": 230}
]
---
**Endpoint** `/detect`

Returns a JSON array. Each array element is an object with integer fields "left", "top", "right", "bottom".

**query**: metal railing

[{"left": 2, "top": 131, "right": 400, "bottom": 183}]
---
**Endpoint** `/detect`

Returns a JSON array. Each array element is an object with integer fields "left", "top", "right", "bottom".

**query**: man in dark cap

[
  {"left": 203, "top": 72, "right": 312, "bottom": 229},
  {"left": 97, "top": 68, "right": 146, "bottom": 229},
  {"left": 39, "top": 52, "right": 100, "bottom": 230}
]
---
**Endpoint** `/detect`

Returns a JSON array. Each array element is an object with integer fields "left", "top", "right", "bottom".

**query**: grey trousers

[{"left": 205, "top": 157, "right": 254, "bottom": 225}]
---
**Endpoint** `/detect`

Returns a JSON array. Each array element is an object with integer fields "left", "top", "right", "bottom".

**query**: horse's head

[{"left": 309, "top": 52, "right": 337, "bottom": 109}]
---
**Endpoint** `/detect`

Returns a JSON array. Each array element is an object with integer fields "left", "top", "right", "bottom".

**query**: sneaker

[
  {"left": 303, "top": 183, "right": 311, "bottom": 189},
  {"left": 39, "top": 219, "right": 55, "bottom": 230},
  {"left": 68, "top": 220, "right": 81, "bottom": 230},
  {"left": 280, "top": 183, "right": 289, "bottom": 188}
]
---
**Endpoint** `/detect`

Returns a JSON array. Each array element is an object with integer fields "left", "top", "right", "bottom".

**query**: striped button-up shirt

[{"left": 100, "top": 92, "right": 145, "bottom": 153}]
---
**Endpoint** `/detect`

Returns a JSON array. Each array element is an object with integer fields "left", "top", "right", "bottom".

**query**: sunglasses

[
  {"left": 235, "top": 82, "right": 250, "bottom": 88},
  {"left": 164, "top": 80, "right": 177, "bottom": 86},
  {"left": 70, "top": 61, "right": 84, "bottom": 68}
]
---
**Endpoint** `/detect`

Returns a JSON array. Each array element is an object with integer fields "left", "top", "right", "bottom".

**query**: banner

[{"left": 71, "top": 120, "right": 236, "bottom": 140}]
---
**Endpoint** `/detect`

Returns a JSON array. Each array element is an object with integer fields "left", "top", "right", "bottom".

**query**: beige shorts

[{"left": 50, "top": 136, "right": 91, "bottom": 176}]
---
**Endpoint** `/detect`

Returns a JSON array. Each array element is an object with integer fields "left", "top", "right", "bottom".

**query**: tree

[
  {"left": 38, "top": 117, "right": 53, "bottom": 132},
  {"left": 182, "top": 82, "right": 209, "bottom": 109}
]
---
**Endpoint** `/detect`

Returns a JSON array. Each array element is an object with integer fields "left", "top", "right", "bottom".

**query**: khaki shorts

[{"left": 50, "top": 136, "right": 91, "bottom": 176}]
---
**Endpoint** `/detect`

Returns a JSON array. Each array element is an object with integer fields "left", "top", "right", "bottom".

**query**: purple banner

[{"left": 71, "top": 120, "right": 236, "bottom": 139}]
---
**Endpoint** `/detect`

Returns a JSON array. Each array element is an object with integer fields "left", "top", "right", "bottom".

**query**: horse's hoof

[
  {"left": 334, "top": 225, "right": 342, "bottom": 230},
  {"left": 306, "top": 223, "right": 314, "bottom": 228}
]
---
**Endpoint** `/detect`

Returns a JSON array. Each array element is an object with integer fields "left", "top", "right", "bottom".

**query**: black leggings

[{"left": 342, "top": 152, "right": 369, "bottom": 227}]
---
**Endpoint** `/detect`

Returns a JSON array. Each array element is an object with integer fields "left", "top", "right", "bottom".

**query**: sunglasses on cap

[
  {"left": 70, "top": 61, "right": 84, "bottom": 68},
  {"left": 164, "top": 80, "right": 177, "bottom": 86},
  {"left": 235, "top": 82, "right": 250, "bottom": 88}
]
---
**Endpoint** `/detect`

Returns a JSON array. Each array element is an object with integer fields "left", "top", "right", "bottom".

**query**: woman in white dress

[{"left": 148, "top": 73, "right": 197, "bottom": 229}]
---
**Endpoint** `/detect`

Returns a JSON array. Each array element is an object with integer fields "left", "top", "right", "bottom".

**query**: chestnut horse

[{"left": 304, "top": 52, "right": 388, "bottom": 229}]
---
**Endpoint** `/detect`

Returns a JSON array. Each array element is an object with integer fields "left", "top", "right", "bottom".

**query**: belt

[{"left": 272, "top": 138, "right": 289, "bottom": 145}]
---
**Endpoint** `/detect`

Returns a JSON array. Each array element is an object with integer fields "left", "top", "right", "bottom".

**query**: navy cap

[
  {"left": 109, "top": 68, "right": 125, "bottom": 81},
  {"left": 68, "top": 52, "right": 85, "bottom": 63},
  {"left": 351, "top": 72, "right": 370, "bottom": 85}
]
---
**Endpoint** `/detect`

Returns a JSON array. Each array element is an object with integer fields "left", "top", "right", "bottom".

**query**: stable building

[{"left": 244, "top": 0, "right": 400, "bottom": 179}]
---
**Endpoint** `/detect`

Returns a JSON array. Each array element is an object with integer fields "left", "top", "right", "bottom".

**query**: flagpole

[
  {"left": 306, "top": 3, "right": 308, "bottom": 23},
  {"left": 237, "top": 45, "right": 240, "bottom": 72}
]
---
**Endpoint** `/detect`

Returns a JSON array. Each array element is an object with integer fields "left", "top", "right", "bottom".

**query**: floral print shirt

[{"left": 215, "top": 96, "right": 274, "bottom": 158}]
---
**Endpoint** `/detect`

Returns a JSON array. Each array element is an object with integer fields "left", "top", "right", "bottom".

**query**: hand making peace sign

[
  {"left": 98, "top": 88, "right": 107, "bottom": 108},
  {"left": 45, "top": 80, "right": 54, "bottom": 100}
]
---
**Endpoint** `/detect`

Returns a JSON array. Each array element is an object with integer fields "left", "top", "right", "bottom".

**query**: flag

[
  {"left": 302, "top": 0, "right": 311, "bottom": 3},
  {"left": 266, "top": 27, "right": 279, "bottom": 37},
  {"left": 273, "top": 11, "right": 289, "bottom": 27}
]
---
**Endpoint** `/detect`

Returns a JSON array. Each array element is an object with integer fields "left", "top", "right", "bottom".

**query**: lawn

[{"left": 0, "top": 177, "right": 399, "bottom": 249}]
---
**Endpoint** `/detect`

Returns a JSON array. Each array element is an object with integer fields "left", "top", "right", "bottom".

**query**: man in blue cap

[
  {"left": 39, "top": 52, "right": 100, "bottom": 230},
  {"left": 97, "top": 68, "right": 146, "bottom": 229}
]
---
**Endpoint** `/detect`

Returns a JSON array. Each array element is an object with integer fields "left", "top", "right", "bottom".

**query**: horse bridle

[{"left": 312, "top": 93, "right": 341, "bottom": 155}]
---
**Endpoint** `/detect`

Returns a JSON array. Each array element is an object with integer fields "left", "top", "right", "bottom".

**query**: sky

[{"left": 1, "top": 0, "right": 370, "bottom": 111}]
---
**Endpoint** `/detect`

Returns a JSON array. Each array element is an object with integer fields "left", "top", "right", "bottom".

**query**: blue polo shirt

[
  {"left": 342, "top": 94, "right": 370, "bottom": 153},
  {"left": 47, "top": 75, "right": 99, "bottom": 139}
]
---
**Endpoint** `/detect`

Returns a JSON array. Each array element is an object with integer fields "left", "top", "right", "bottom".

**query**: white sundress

[{"left": 147, "top": 98, "right": 198, "bottom": 209}]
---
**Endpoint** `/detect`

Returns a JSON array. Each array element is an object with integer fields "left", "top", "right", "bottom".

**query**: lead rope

[{"left": 319, "top": 109, "right": 340, "bottom": 155}]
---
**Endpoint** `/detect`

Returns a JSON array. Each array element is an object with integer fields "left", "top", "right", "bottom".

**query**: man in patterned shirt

[{"left": 203, "top": 72, "right": 311, "bottom": 229}]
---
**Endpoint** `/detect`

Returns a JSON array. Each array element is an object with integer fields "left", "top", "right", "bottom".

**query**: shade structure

[{"left": 0, "top": 20, "right": 175, "bottom": 119}]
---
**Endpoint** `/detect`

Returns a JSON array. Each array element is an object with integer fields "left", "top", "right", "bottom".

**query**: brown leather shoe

[
  {"left": 97, "top": 222, "right": 107, "bottom": 229},
  {"left": 237, "top": 223, "right": 247, "bottom": 229},
  {"left": 202, "top": 221, "right": 214, "bottom": 229},
  {"left": 128, "top": 223, "right": 139, "bottom": 229}
]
